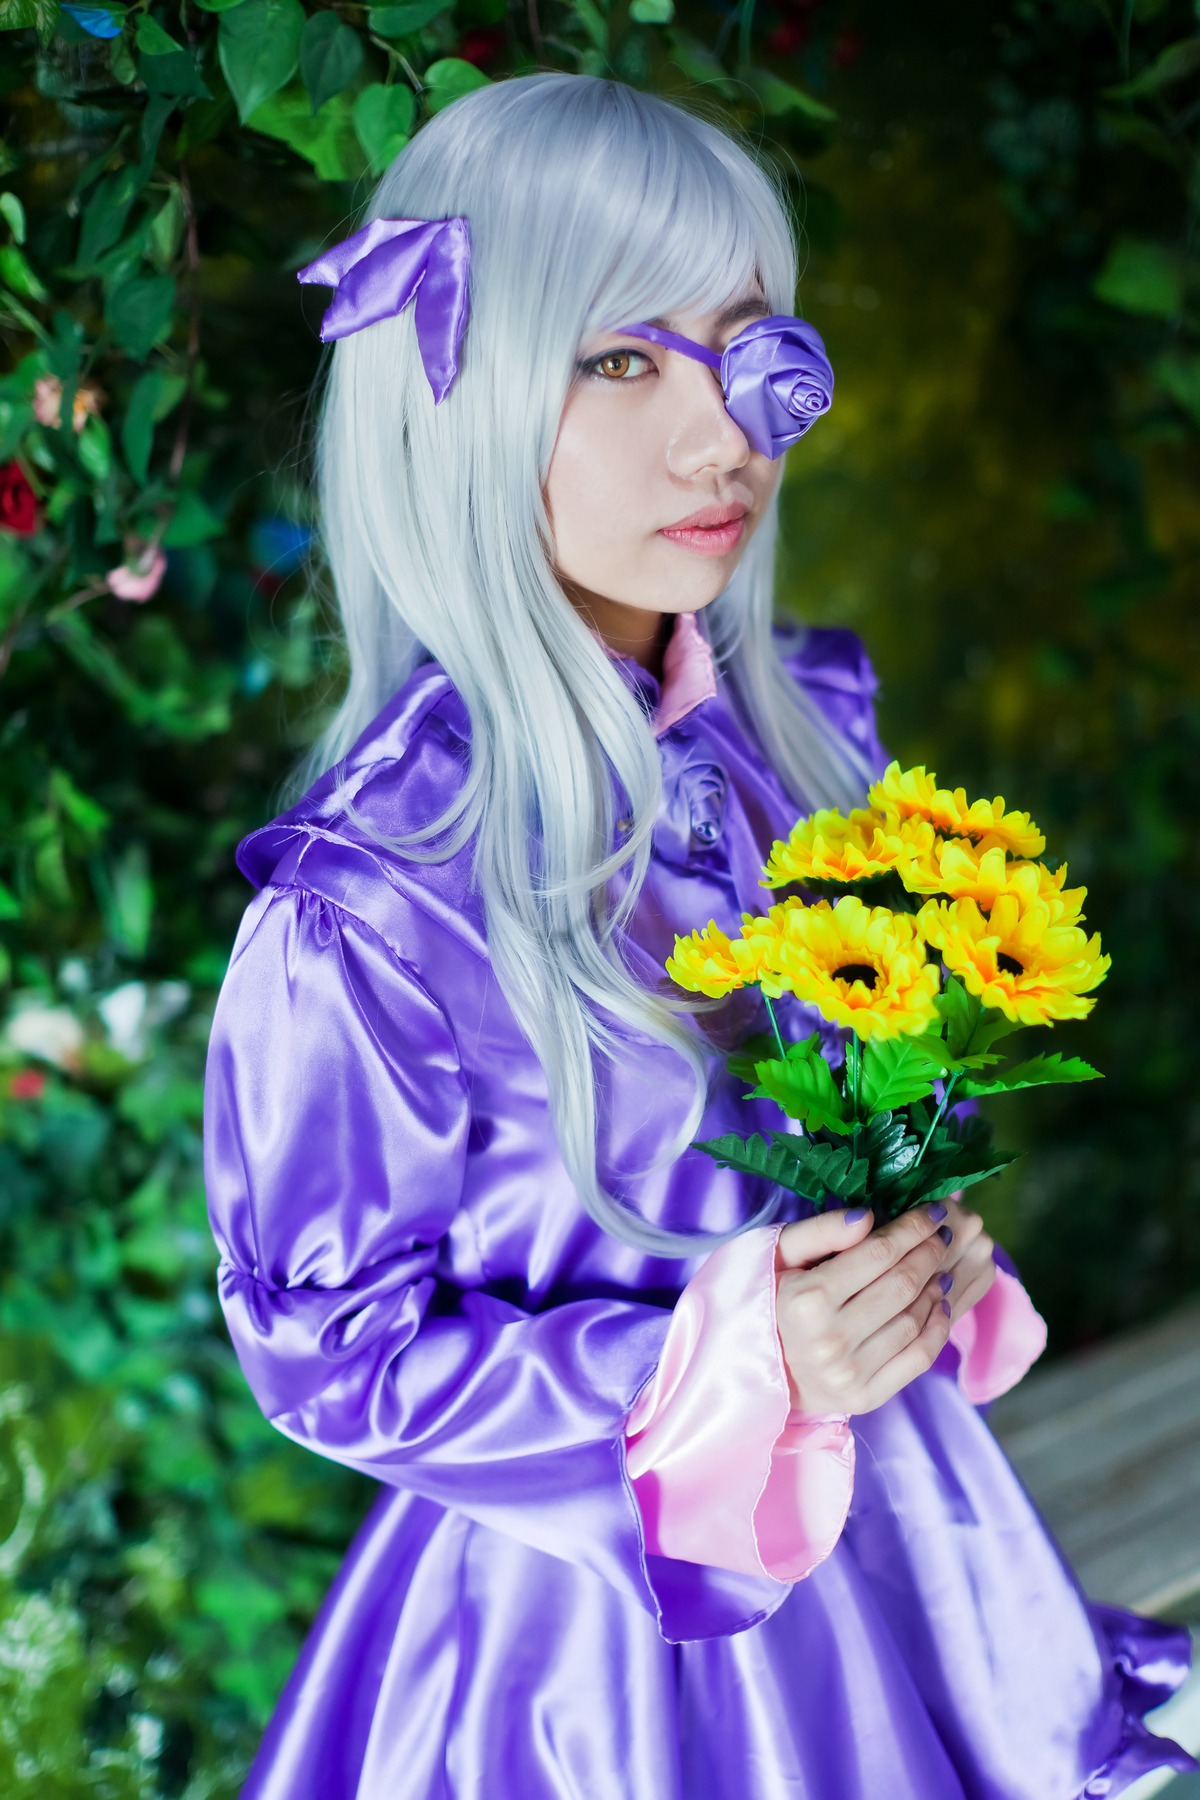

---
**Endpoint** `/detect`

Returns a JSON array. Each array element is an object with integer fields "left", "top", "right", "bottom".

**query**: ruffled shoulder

[{"left": 771, "top": 621, "right": 889, "bottom": 780}]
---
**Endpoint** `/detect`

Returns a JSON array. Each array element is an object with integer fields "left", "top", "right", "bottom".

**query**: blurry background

[{"left": 0, "top": 0, "right": 1196, "bottom": 1790}]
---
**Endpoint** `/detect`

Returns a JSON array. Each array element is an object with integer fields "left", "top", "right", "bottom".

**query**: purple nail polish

[
  {"left": 938, "top": 1225, "right": 953, "bottom": 1246},
  {"left": 843, "top": 1207, "right": 869, "bottom": 1223},
  {"left": 928, "top": 1202, "right": 948, "bottom": 1222},
  {"left": 941, "top": 1298, "right": 952, "bottom": 1317},
  {"left": 939, "top": 1272, "right": 954, "bottom": 1294}
]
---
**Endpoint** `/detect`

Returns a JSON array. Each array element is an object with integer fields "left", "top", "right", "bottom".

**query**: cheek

[{"left": 545, "top": 398, "right": 648, "bottom": 549}]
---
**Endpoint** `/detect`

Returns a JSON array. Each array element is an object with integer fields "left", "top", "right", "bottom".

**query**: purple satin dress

[{"left": 202, "top": 616, "right": 1197, "bottom": 1798}]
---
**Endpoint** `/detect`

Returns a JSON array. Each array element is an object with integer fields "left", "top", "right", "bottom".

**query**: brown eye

[{"left": 582, "top": 348, "right": 652, "bottom": 383}]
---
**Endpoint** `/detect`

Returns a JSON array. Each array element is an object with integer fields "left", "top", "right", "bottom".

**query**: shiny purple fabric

[{"left": 203, "top": 619, "right": 1197, "bottom": 1798}]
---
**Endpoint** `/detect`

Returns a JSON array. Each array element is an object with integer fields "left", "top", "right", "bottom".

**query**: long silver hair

[{"left": 278, "top": 71, "right": 876, "bottom": 1257}]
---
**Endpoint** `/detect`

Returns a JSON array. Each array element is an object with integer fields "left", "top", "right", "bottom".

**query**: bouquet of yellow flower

[{"left": 665, "top": 762, "right": 1111, "bottom": 1227}]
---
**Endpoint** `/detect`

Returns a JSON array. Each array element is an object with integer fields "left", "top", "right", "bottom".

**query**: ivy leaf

[
  {"left": 958, "top": 1052, "right": 1103, "bottom": 1097},
  {"left": 250, "top": 84, "right": 368, "bottom": 181},
  {"left": 219, "top": 0, "right": 305, "bottom": 124},
  {"left": 300, "top": 11, "right": 364, "bottom": 116},
  {"left": 105, "top": 274, "right": 174, "bottom": 359},
  {"left": 423, "top": 57, "right": 493, "bottom": 114},
  {"left": 353, "top": 83, "right": 415, "bottom": 173},
  {"left": 744, "top": 1033, "right": 852, "bottom": 1135},
  {"left": 367, "top": 0, "right": 451, "bottom": 35},
  {"left": 135, "top": 14, "right": 183, "bottom": 54},
  {"left": 860, "top": 1034, "right": 946, "bottom": 1113}
]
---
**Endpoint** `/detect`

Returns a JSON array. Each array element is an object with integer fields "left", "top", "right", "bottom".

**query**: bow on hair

[{"left": 296, "top": 215, "right": 472, "bottom": 403}]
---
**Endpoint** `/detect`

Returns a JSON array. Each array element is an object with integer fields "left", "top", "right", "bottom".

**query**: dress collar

[{"left": 587, "top": 609, "right": 718, "bottom": 737}]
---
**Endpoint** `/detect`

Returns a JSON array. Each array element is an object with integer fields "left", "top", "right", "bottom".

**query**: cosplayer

[{"left": 202, "top": 70, "right": 1196, "bottom": 1798}]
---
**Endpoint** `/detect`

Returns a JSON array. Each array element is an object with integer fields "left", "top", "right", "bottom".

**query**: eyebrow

[{"left": 642, "top": 295, "right": 772, "bottom": 333}]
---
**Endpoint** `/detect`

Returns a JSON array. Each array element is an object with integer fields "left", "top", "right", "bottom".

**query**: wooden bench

[{"left": 988, "top": 1296, "right": 1200, "bottom": 1797}]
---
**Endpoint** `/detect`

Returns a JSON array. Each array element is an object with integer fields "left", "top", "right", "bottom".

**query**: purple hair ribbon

[
  {"left": 296, "top": 216, "right": 471, "bottom": 404},
  {"left": 610, "top": 314, "right": 834, "bottom": 459}
]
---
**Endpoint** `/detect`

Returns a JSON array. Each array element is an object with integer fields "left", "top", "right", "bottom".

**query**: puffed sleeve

[{"left": 203, "top": 880, "right": 795, "bottom": 1645}]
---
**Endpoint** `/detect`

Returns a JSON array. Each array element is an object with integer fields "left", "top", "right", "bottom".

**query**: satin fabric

[
  {"left": 203, "top": 613, "right": 1197, "bottom": 1798},
  {"left": 623, "top": 1220, "right": 1050, "bottom": 1583}
]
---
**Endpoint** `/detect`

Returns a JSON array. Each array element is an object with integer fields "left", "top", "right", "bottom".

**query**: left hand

[{"left": 930, "top": 1193, "right": 997, "bottom": 1327}]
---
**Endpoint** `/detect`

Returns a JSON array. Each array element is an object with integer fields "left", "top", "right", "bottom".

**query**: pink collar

[{"left": 587, "top": 610, "right": 718, "bottom": 737}]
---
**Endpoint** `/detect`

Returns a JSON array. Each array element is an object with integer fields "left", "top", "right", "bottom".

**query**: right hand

[{"left": 774, "top": 1203, "right": 956, "bottom": 1417}]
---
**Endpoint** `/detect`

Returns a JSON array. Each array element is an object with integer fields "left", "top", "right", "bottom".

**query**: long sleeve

[
  {"left": 623, "top": 1229, "right": 1047, "bottom": 1581},
  {"left": 624, "top": 1222, "right": 855, "bottom": 1583},
  {"left": 202, "top": 879, "right": 795, "bottom": 1645}
]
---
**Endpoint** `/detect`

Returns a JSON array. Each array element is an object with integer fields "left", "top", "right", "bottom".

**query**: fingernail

[
  {"left": 938, "top": 1225, "right": 954, "bottom": 1246},
  {"left": 928, "top": 1202, "right": 948, "bottom": 1222},
  {"left": 941, "top": 1299, "right": 952, "bottom": 1318},
  {"left": 939, "top": 1272, "right": 954, "bottom": 1294},
  {"left": 843, "top": 1207, "right": 869, "bottom": 1223}
]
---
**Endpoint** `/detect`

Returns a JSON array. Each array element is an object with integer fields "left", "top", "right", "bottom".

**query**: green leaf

[
  {"left": 106, "top": 273, "right": 174, "bottom": 358},
  {"left": 749, "top": 67, "right": 837, "bottom": 123},
  {"left": 148, "top": 186, "right": 185, "bottom": 268},
  {"left": 353, "top": 83, "right": 416, "bottom": 172},
  {"left": 423, "top": 57, "right": 493, "bottom": 114},
  {"left": 0, "top": 243, "right": 48, "bottom": 302},
  {"left": 300, "top": 10, "right": 364, "bottom": 115},
  {"left": 864, "top": 1110, "right": 923, "bottom": 1187},
  {"left": 1151, "top": 351, "right": 1200, "bottom": 425},
  {"left": 139, "top": 44, "right": 211, "bottom": 97},
  {"left": 0, "top": 191, "right": 26, "bottom": 244},
  {"left": 745, "top": 1033, "right": 852, "bottom": 1135},
  {"left": 162, "top": 489, "right": 224, "bottom": 547},
  {"left": 692, "top": 1130, "right": 829, "bottom": 1200},
  {"left": 0, "top": 877, "right": 20, "bottom": 920},
  {"left": 958, "top": 1052, "right": 1103, "bottom": 1097},
  {"left": 76, "top": 166, "right": 141, "bottom": 269},
  {"left": 772, "top": 1136, "right": 870, "bottom": 1201},
  {"left": 726, "top": 1031, "right": 780, "bottom": 1085},
  {"left": 665, "top": 26, "right": 740, "bottom": 96},
  {"left": 368, "top": 0, "right": 451, "bottom": 33},
  {"left": 860, "top": 1035, "right": 946, "bottom": 1113},
  {"left": 76, "top": 413, "right": 112, "bottom": 482},
  {"left": 194, "top": 0, "right": 246, "bottom": 10},
  {"left": 910, "top": 1155, "right": 1022, "bottom": 1208},
  {"left": 48, "top": 767, "right": 111, "bottom": 840},
  {"left": 121, "top": 368, "right": 166, "bottom": 483},
  {"left": 135, "top": 13, "right": 182, "bottom": 53},
  {"left": 249, "top": 83, "right": 369, "bottom": 180},
  {"left": 219, "top": 0, "right": 305, "bottom": 124},
  {"left": 629, "top": 0, "right": 673, "bottom": 19},
  {"left": 1103, "top": 36, "right": 1200, "bottom": 99},
  {"left": 1092, "top": 235, "right": 1184, "bottom": 318},
  {"left": 933, "top": 976, "right": 1022, "bottom": 1060}
]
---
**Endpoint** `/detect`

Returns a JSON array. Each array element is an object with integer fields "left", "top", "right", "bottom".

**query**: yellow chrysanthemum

[
  {"left": 898, "top": 837, "right": 1087, "bottom": 920},
  {"left": 761, "top": 807, "right": 937, "bottom": 889},
  {"left": 869, "top": 761, "right": 1046, "bottom": 859},
  {"left": 666, "top": 921, "right": 745, "bottom": 997},
  {"left": 768, "top": 895, "right": 941, "bottom": 1040},
  {"left": 917, "top": 894, "right": 1110, "bottom": 1026}
]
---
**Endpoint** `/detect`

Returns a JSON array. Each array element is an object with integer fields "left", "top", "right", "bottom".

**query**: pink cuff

[
  {"left": 947, "top": 1260, "right": 1048, "bottom": 1404},
  {"left": 623, "top": 1222, "right": 854, "bottom": 1583}
]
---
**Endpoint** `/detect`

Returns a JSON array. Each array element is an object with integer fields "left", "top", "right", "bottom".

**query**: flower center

[
  {"left": 997, "top": 952, "right": 1024, "bottom": 976},
  {"left": 833, "top": 962, "right": 878, "bottom": 989}
]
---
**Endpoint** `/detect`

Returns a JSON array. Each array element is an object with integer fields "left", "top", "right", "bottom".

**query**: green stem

[
  {"left": 736, "top": 0, "right": 756, "bottom": 70},
  {"left": 762, "top": 990, "right": 787, "bottom": 1061},
  {"left": 912, "top": 1070, "right": 961, "bottom": 1172}
]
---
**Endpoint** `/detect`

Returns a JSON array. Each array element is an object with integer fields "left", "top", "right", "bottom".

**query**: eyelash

[{"left": 579, "top": 347, "right": 656, "bottom": 383}]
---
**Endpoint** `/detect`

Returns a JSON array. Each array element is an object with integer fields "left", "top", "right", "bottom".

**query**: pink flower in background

[
  {"left": 33, "top": 374, "right": 105, "bottom": 434},
  {"left": 107, "top": 542, "right": 166, "bottom": 603},
  {"left": 9, "top": 1069, "right": 46, "bottom": 1100}
]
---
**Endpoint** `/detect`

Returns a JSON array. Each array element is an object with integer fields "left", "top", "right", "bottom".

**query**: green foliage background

[{"left": 0, "top": 0, "right": 1195, "bottom": 1787}]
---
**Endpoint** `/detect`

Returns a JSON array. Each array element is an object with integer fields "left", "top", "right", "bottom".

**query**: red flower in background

[
  {"left": 0, "top": 460, "right": 38, "bottom": 536},
  {"left": 455, "top": 25, "right": 506, "bottom": 69},
  {"left": 766, "top": 16, "right": 811, "bottom": 55},
  {"left": 9, "top": 1070, "right": 46, "bottom": 1100},
  {"left": 832, "top": 27, "right": 864, "bottom": 69}
]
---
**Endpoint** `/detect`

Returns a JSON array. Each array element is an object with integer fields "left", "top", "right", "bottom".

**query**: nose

[{"left": 663, "top": 356, "right": 753, "bottom": 478}]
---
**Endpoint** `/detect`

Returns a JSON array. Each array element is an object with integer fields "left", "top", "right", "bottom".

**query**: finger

[
  {"left": 946, "top": 1257, "right": 997, "bottom": 1327},
  {"left": 776, "top": 1204, "right": 875, "bottom": 1272},
  {"left": 853, "top": 1293, "right": 954, "bottom": 1414},
  {"left": 816, "top": 1202, "right": 950, "bottom": 1310},
  {"left": 850, "top": 1271, "right": 947, "bottom": 1380},
  {"left": 839, "top": 1229, "right": 954, "bottom": 1342}
]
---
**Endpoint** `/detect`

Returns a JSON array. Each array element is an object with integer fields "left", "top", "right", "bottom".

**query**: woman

[{"left": 202, "top": 70, "right": 1196, "bottom": 1797}]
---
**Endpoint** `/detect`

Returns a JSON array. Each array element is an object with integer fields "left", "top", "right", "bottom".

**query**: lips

[{"left": 663, "top": 501, "right": 749, "bottom": 531}]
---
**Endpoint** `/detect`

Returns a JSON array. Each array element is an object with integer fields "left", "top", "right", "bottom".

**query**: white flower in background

[
  {"left": 4, "top": 1000, "right": 85, "bottom": 1072},
  {"left": 96, "top": 979, "right": 191, "bottom": 1062},
  {"left": 57, "top": 957, "right": 90, "bottom": 996}
]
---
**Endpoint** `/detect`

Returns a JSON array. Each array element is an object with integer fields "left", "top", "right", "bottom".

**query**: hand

[{"left": 774, "top": 1202, "right": 958, "bottom": 1417}]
